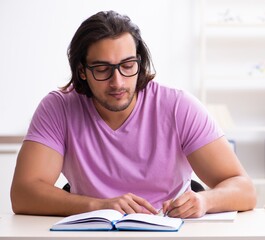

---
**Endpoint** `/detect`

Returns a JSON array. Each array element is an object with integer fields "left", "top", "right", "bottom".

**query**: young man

[{"left": 11, "top": 11, "right": 256, "bottom": 218}]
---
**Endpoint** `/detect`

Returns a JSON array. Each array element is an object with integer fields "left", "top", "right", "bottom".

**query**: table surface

[{"left": 1, "top": 209, "right": 265, "bottom": 239}]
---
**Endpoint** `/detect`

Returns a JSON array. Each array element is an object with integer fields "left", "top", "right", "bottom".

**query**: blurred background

[{"left": 0, "top": 0, "right": 265, "bottom": 212}]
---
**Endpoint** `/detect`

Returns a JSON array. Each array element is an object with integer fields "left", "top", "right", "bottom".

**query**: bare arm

[
  {"left": 164, "top": 136, "right": 257, "bottom": 218},
  {"left": 11, "top": 141, "right": 157, "bottom": 216}
]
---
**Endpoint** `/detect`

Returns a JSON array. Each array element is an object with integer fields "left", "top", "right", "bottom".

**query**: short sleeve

[
  {"left": 25, "top": 91, "right": 66, "bottom": 156},
  {"left": 176, "top": 91, "right": 224, "bottom": 156}
]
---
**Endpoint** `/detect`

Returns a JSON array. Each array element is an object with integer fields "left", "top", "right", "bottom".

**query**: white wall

[{"left": 0, "top": 0, "right": 196, "bottom": 135}]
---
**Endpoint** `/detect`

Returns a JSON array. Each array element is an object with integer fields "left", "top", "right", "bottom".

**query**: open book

[{"left": 50, "top": 209, "right": 183, "bottom": 232}]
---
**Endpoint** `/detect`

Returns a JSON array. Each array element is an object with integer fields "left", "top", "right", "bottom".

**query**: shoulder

[
  {"left": 25, "top": 89, "right": 87, "bottom": 156},
  {"left": 45, "top": 88, "right": 81, "bottom": 102},
  {"left": 32, "top": 88, "right": 90, "bottom": 129},
  {"left": 143, "top": 81, "right": 180, "bottom": 99},
  {"left": 40, "top": 88, "right": 87, "bottom": 110},
  {"left": 143, "top": 81, "right": 198, "bottom": 108}
]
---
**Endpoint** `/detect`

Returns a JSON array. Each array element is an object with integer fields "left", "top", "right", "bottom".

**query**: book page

[
  {"left": 117, "top": 213, "right": 183, "bottom": 230},
  {"left": 54, "top": 209, "right": 123, "bottom": 225}
]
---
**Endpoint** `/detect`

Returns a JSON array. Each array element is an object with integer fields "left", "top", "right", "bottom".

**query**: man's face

[{"left": 83, "top": 33, "right": 139, "bottom": 113}]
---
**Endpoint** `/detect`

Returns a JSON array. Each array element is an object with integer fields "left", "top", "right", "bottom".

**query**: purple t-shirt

[{"left": 25, "top": 81, "right": 223, "bottom": 208}]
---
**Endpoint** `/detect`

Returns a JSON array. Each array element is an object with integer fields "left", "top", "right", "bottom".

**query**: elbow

[
  {"left": 11, "top": 199, "right": 24, "bottom": 215},
  {"left": 11, "top": 202, "right": 22, "bottom": 215},
  {"left": 10, "top": 183, "right": 28, "bottom": 215},
  {"left": 244, "top": 193, "right": 257, "bottom": 211},
  {"left": 10, "top": 186, "right": 21, "bottom": 214},
  {"left": 241, "top": 178, "right": 257, "bottom": 211},
  {"left": 248, "top": 185, "right": 258, "bottom": 210}
]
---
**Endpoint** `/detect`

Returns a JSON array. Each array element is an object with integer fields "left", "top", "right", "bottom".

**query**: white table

[{"left": 0, "top": 209, "right": 265, "bottom": 239}]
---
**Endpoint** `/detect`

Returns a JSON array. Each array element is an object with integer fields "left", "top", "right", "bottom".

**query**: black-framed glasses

[{"left": 85, "top": 59, "right": 141, "bottom": 81}]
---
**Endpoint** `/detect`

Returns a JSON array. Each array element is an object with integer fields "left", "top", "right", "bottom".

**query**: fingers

[
  {"left": 104, "top": 191, "right": 207, "bottom": 218},
  {"left": 132, "top": 194, "right": 158, "bottom": 214},
  {"left": 161, "top": 200, "right": 171, "bottom": 215},
  {"left": 166, "top": 191, "right": 206, "bottom": 218},
  {"left": 105, "top": 193, "right": 157, "bottom": 215}
]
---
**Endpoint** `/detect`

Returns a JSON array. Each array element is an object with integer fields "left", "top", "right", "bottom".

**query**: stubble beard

[{"left": 93, "top": 88, "right": 136, "bottom": 112}]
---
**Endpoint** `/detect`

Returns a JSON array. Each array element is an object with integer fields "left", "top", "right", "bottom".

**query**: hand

[
  {"left": 99, "top": 193, "right": 157, "bottom": 215},
  {"left": 162, "top": 190, "right": 207, "bottom": 218}
]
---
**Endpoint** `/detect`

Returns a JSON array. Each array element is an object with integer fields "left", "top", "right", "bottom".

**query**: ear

[{"left": 78, "top": 66, "right": 87, "bottom": 80}]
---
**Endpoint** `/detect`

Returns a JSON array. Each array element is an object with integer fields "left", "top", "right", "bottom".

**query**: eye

[
  {"left": 94, "top": 65, "right": 111, "bottom": 73},
  {"left": 121, "top": 61, "right": 136, "bottom": 69}
]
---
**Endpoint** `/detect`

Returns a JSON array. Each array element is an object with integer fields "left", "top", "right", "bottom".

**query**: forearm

[
  {"left": 11, "top": 180, "right": 158, "bottom": 216},
  {"left": 11, "top": 180, "right": 100, "bottom": 216},
  {"left": 201, "top": 176, "right": 257, "bottom": 213}
]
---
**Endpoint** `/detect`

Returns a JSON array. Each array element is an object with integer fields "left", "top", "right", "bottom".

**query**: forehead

[{"left": 86, "top": 33, "right": 137, "bottom": 63}]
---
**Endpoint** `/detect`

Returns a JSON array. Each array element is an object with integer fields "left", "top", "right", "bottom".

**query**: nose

[{"left": 109, "top": 68, "right": 125, "bottom": 88}]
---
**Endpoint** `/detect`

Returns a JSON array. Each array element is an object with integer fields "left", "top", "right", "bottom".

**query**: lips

[{"left": 109, "top": 90, "right": 126, "bottom": 99}]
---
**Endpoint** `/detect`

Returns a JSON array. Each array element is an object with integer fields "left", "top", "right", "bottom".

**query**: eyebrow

[{"left": 89, "top": 56, "right": 137, "bottom": 65}]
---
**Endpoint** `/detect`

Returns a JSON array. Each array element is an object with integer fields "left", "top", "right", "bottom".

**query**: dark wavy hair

[{"left": 62, "top": 10, "right": 155, "bottom": 97}]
